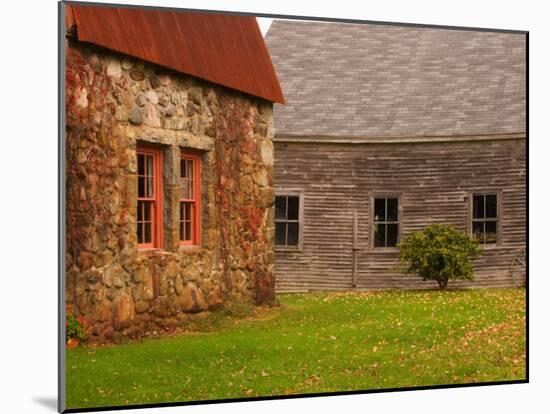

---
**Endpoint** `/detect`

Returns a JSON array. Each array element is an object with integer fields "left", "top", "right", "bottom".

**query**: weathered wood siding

[{"left": 274, "top": 137, "right": 526, "bottom": 292}]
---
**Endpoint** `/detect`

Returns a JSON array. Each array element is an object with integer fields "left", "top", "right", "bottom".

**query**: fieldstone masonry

[{"left": 66, "top": 39, "right": 276, "bottom": 343}]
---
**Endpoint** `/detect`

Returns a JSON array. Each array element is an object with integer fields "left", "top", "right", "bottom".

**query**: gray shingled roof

[{"left": 265, "top": 20, "right": 526, "bottom": 138}]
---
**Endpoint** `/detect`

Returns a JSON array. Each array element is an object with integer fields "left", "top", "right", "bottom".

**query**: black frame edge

[
  {"left": 63, "top": 379, "right": 528, "bottom": 413},
  {"left": 59, "top": 1, "right": 67, "bottom": 412},
  {"left": 64, "top": 0, "right": 527, "bottom": 34}
]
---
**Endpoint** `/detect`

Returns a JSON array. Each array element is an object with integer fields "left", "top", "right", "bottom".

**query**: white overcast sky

[{"left": 257, "top": 17, "right": 274, "bottom": 36}]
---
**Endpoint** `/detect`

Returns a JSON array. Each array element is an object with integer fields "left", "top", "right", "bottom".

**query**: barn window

[
  {"left": 373, "top": 197, "right": 399, "bottom": 248},
  {"left": 275, "top": 195, "right": 301, "bottom": 247},
  {"left": 472, "top": 194, "right": 498, "bottom": 244},
  {"left": 137, "top": 146, "right": 163, "bottom": 249},
  {"left": 179, "top": 152, "right": 201, "bottom": 245}
]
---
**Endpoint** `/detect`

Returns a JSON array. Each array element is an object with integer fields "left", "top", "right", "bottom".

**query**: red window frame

[
  {"left": 136, "top": 146, "right": 163, "bottom": 250},
  {"left": 179, "top": 152, "right": 201, "bottom": 246}
]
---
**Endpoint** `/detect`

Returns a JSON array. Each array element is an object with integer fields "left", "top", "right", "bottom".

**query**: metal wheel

[{"left": 510, "top": 247, "right": 526, "bottom": 287}]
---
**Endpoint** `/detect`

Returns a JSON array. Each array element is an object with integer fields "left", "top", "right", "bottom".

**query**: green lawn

[{"left": 66, "top": 288, "right": 526, "bottom": 409}]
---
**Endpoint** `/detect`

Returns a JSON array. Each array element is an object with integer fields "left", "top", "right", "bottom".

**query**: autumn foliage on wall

[
  {"left": 65, "top": 38, "right": 276, "bottom": 343},
  {"left": 211, "top": 93, "right": 275, "bottom": 304}
]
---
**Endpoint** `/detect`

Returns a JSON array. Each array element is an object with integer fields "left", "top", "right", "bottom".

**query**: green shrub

[
  {"left": 66, "top": 314, "right": 87, "bottom": 342},
  {"left": 397, "top": 224, "right": 481, "bottom": 289}
]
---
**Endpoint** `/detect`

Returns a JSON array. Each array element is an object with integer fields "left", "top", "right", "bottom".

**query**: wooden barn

[{"left": 265, "top": 20, "right": 526, "bottom": 292}]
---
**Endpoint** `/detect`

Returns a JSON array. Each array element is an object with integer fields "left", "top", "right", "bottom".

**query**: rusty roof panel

[
  {"left": 66, "top": 4, "right": 284, "bottom": 104},
  {"left": 65, "top": 3, "right": 75, "bottom": 29}
]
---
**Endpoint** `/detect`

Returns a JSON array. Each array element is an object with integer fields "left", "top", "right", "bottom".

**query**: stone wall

[{"left": 65, "top": 39, "right": 276, "bottom": 343}]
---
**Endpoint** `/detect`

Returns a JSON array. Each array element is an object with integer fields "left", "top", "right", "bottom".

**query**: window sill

[
  {"left": 479, "top": 243, "right": 501, "bottom": 250},
  {"left": 370, "top": 247, "right": 399, "bottom": 253},
  {"left": 177, "top": 245, "right": 202, "bottom": 254},
  {"left": 275, "top": 246, "right": 302, "bottom": 253},
  {"left": 137, "top": 248, "right": 166, "bottom": 257}
]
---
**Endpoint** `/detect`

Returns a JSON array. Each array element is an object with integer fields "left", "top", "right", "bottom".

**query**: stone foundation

[{"left": 65, "top": 39, "right": 276, "bottom": 343}]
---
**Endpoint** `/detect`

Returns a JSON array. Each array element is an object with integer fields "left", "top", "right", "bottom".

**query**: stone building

[
  {"left": 265, "top": 20, "right": 526, "bottom": 291},
  {"left": 64, "top": 4, "right": 284, "bottom": 342}
]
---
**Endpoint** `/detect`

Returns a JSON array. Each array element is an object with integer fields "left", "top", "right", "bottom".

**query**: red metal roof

[{"left": 65, "top": 4, "right": 284, "bottom": 104}]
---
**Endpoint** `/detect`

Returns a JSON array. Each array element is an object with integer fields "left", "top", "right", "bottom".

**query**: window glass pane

[
  {"left": 138, "top": 176, "right": 145, "bottom": 198},
  {"left": 473, "top": 195, "right": 484, "bottom": 219},
  {"left": 485, "top": 195, "right": 497, "bottom": 219},
  {"left": 374, "top": 198, "right": 386, "bottom": 222},
  {"left": 275, "top": 222, "right": 286, "bottom": 245},
  {"left": 180, "top": 202, "right": 193, "bottom": 242},
  {"left": 187, "top": 160, "right": 193, "bottom": 199},
  {"left": 275, "top": 196, "right": 287, "bottom": 220},
  {"left": 180, "top": 159, "right": 186, "bottom": 178},
  {"left": 185, "top": 203, "right": 191, "bottom": 221},
  {"left": 185, "top": 221, "right": 191, "bottom": 241},
  {"left": 181, "top": 159, "right": 195, "bottom": 200},
  {"left": 144, "top": 222, "right": 151, "bottom": 243},
  {"left": 138, "top": 222, "right": 143, "bottom": 244},
  {"left": 138, "top": 154, "right": 145, "bottom": 175},
  {"left": 473, "top": 221, "right": 484, "bottom": 243},
  {"left": 180, "top": 178, "right": 188, "bottom": 199},
  {"left": 143, "top": 174, "right": 148, "bottom": 198},
  {"left": 387, "top": 223, "right": 398, "bottom": 247},
  {"left": 187, "top": 160, "right": 194, "bottom": 180},
  {"left": 387, "top": 198, "right": 398, "bottom": 222},
  {"left": 287, "top": 196, "right": 299, "bottom": 220},
  {"left": 485, "top": 221, "right": 497, "bottom": 243},
  {"left": 374, "top": 223, "right": 386, "bottom": 247},
  {"left": 137, "top": 200, "right": 143, "bottom": 222},
  {"left": 143, "top": 201, "right": 151, "bottom": 221},
  {"left": 287, "top": 222, "right": 299, "bottom": 245},
  {"left": 146, "top": 155, "right": 154, "bottom": 178},
  {"left": 147, "top": 176, "right": 154, "bottom": 197}
]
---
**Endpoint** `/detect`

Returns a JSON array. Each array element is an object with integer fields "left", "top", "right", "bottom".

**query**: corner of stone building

[{"left": 65, "top": 40, "right": 276, "bottom": 343}]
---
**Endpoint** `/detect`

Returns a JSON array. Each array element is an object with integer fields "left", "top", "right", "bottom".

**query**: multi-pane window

[
  {"left": 373, "top": 197, "right": 399, "bottom": 248},
  {"left": 179, "top": 152, "right": 201, "bottom": 245},
  {"left": 137, "top": 147, "right": 162, "bottom": 249},
  {"left": 275, "top": 195, "right": 300, "bottom": 247},
  {"left": 472, "top": 194, "right": 498, "bottom": 244}
]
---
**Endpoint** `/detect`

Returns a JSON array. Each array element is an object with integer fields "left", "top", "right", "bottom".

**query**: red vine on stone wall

[
  {"left": 211, "top": 92, "right": 271, "bottom": 301},
  {"left": 66, "top": 44, "right": 129, "bottom": 315}
]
